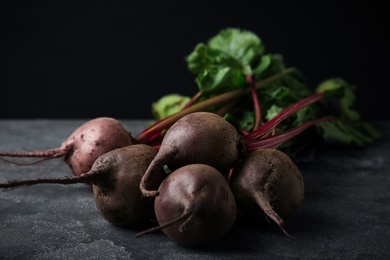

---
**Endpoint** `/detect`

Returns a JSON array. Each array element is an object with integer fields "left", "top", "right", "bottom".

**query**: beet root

[
  {"left": 229, "top": 148, "right": 304, "bottom": 237},
  {"left": 0, "top": 117, "right": 137, "bottom": 176},
  {"left": 140, "top": 112, "right": 244, "bottom": 197},
  {"left": 0, "top": 144, "right": 165, "bottom": 226},
  {"left": 90, "top": 144, "right": 165, "bottom": 226},
  {"left": 136, "top": 164, "right": 237, "bottom": 247}
]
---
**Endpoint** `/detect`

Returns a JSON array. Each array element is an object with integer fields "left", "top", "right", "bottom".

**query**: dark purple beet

[
  {"left": 140, "top": 112, "right": 244, "bottom": 197},
  {"left": 1, "top": 144, "right": 165, "bottom": 226},
  {"left": 136, "top": 164, "right": 237, "bottom": 247},
  {"left": 229, "top": 148, "right": 304, "bottom": 237}
]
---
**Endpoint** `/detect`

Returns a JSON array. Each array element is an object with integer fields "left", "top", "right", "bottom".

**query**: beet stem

[
  {"left": 180, "top": 91, "right": 201, "bottom": 111},
  {"left": 242, "top": 92, "right": 324, "bottom": 142},
  {"left": 136, "top": 68, "right": 296, "bottom": 143},
  {"left": 214, "top": 99, "right": 237, "bottom": 116},
  {"left": 244, "top": 116, "right": 335, "bottom": 151},
  {"left": 246, "top": 74, "right": 262, "bottom": 130}
]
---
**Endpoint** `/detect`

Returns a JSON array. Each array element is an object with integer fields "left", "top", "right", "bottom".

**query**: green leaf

[
  {"left": 251, "top": 54, "right": 272, "bottom": 77},
  {"left": 207, "top": 28, "right": 264, "bottom": 73},
  {"left": 253, "top": 54, "right": 286, "bottom": 80},
  {"left": 318, "top": 120, "right": 381, "bottom": 146},
  {"left": 186, "top": 43, "right": 214, "bottom": 74},
  {"left": 265, "top": 105, "right": 283, "bottom": 121},
  {"left": 152, "top": 94, "right": 191, "bottom": 120},
  {"left": 180, "top": 27, "right": 381, "bottom": 151},
  {"left": 186, "top": 28, "right": 267, "bottom": 94},
  {"left": 316, "top": 78, "right": 360, "bottom": 121},
  {"left": 195, "top": 66, "right": 246, "bottom": 95},
  {"left": 293, "top": 106, "right": 318, "bottom": 126},
  {"left": 223, "top": 110, "right": 255, "bottom": 132},
  {"left": 238, "top": 110, "right": 255, "bottom": 132}
]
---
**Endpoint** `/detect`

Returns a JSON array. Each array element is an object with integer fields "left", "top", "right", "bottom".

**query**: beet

[
  {"left": 140, "top": 112, "right": 244, "bottom": 197},
  {"left": 229, "top": 148, "right": 304, "bottom": 237},
  {"left": 0, "top": 117, "right": 137, "bottom": 176},
  {"left": 136, "top": 164, "right": 237, "bottom": 246},
  {"left": 0, "top": 144, "right": 165, "bottom": 226}
]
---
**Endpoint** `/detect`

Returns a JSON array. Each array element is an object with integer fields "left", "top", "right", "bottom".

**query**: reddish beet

[
  {"left": 0, "top": 144, "right": 165, "bottom": 226},
  {"left": 0, "top": 117, "right": 137, "bottom": 176},
  {"left": 229, "top": 148, "right": 304, "bottom": 237},
  {"left": 136, "top": 164, "right": 237, "bottom": 246},
  {"left": 139, "top": 112, "right": 244, "bottom": 197}
]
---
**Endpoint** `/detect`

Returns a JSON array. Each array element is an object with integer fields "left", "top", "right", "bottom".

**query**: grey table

[{"left": 0, "top": 119, "right": 389, "bottom": 259}]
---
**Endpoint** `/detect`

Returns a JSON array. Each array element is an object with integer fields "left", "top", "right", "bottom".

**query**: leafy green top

[{"left": 152, "top": 28, "right": 380, "bottom": 149}]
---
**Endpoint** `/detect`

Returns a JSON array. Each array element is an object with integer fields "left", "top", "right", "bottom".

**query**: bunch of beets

[
  {"left": 0, "top": 106, "right": 323, "bottom": 246},
  {"left": 0, "top": 28, "right": 380, "bottom": 246}
]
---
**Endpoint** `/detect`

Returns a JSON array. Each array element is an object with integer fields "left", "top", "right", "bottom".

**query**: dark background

[{"left": 1, "top": 0, "right": 389, "bottom": 120}]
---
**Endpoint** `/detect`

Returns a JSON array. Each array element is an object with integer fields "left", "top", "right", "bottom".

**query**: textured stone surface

[{"left": 1, "top": 119, "right": 389, "bottom": 259}]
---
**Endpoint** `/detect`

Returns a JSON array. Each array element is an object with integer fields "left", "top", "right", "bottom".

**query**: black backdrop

[{"left": 1, "top": 1, "right": 389, "bottom": 120}]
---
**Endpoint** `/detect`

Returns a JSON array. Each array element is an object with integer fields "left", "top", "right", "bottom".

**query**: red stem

[
  {"left": 181, "top": 92, "right": 201, "bottom": 111},
  {"left": 242, "top": 92, "right": 324, "bottom": 142},
  {"left": 135, "top": 88, "right": 247, "bottom": 143},
  {"left": 246, "top": 74, "right": 262, "bottom": 131},
  {"left": 136, "top": 68, "right": 295, "bottom": 144},
  {"left": 244, "top": 116, "right": 335, "bottom": 151}
]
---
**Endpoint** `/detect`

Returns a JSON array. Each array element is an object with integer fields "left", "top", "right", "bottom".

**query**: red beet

[
  {"left": 139, "top": 112, "right": 244, "bottom": 197},
  {"left": 0, "top": 144, "right": 165, "bottom": 226},
  {"left": 0, "top": 117, "right": 137, "bottom": 176},
  {"left": 229, "top": 148, "right": 304, "bottom": 237},
  {"left": 136, "top": 164, "right": 237, "bottom": 246}
]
